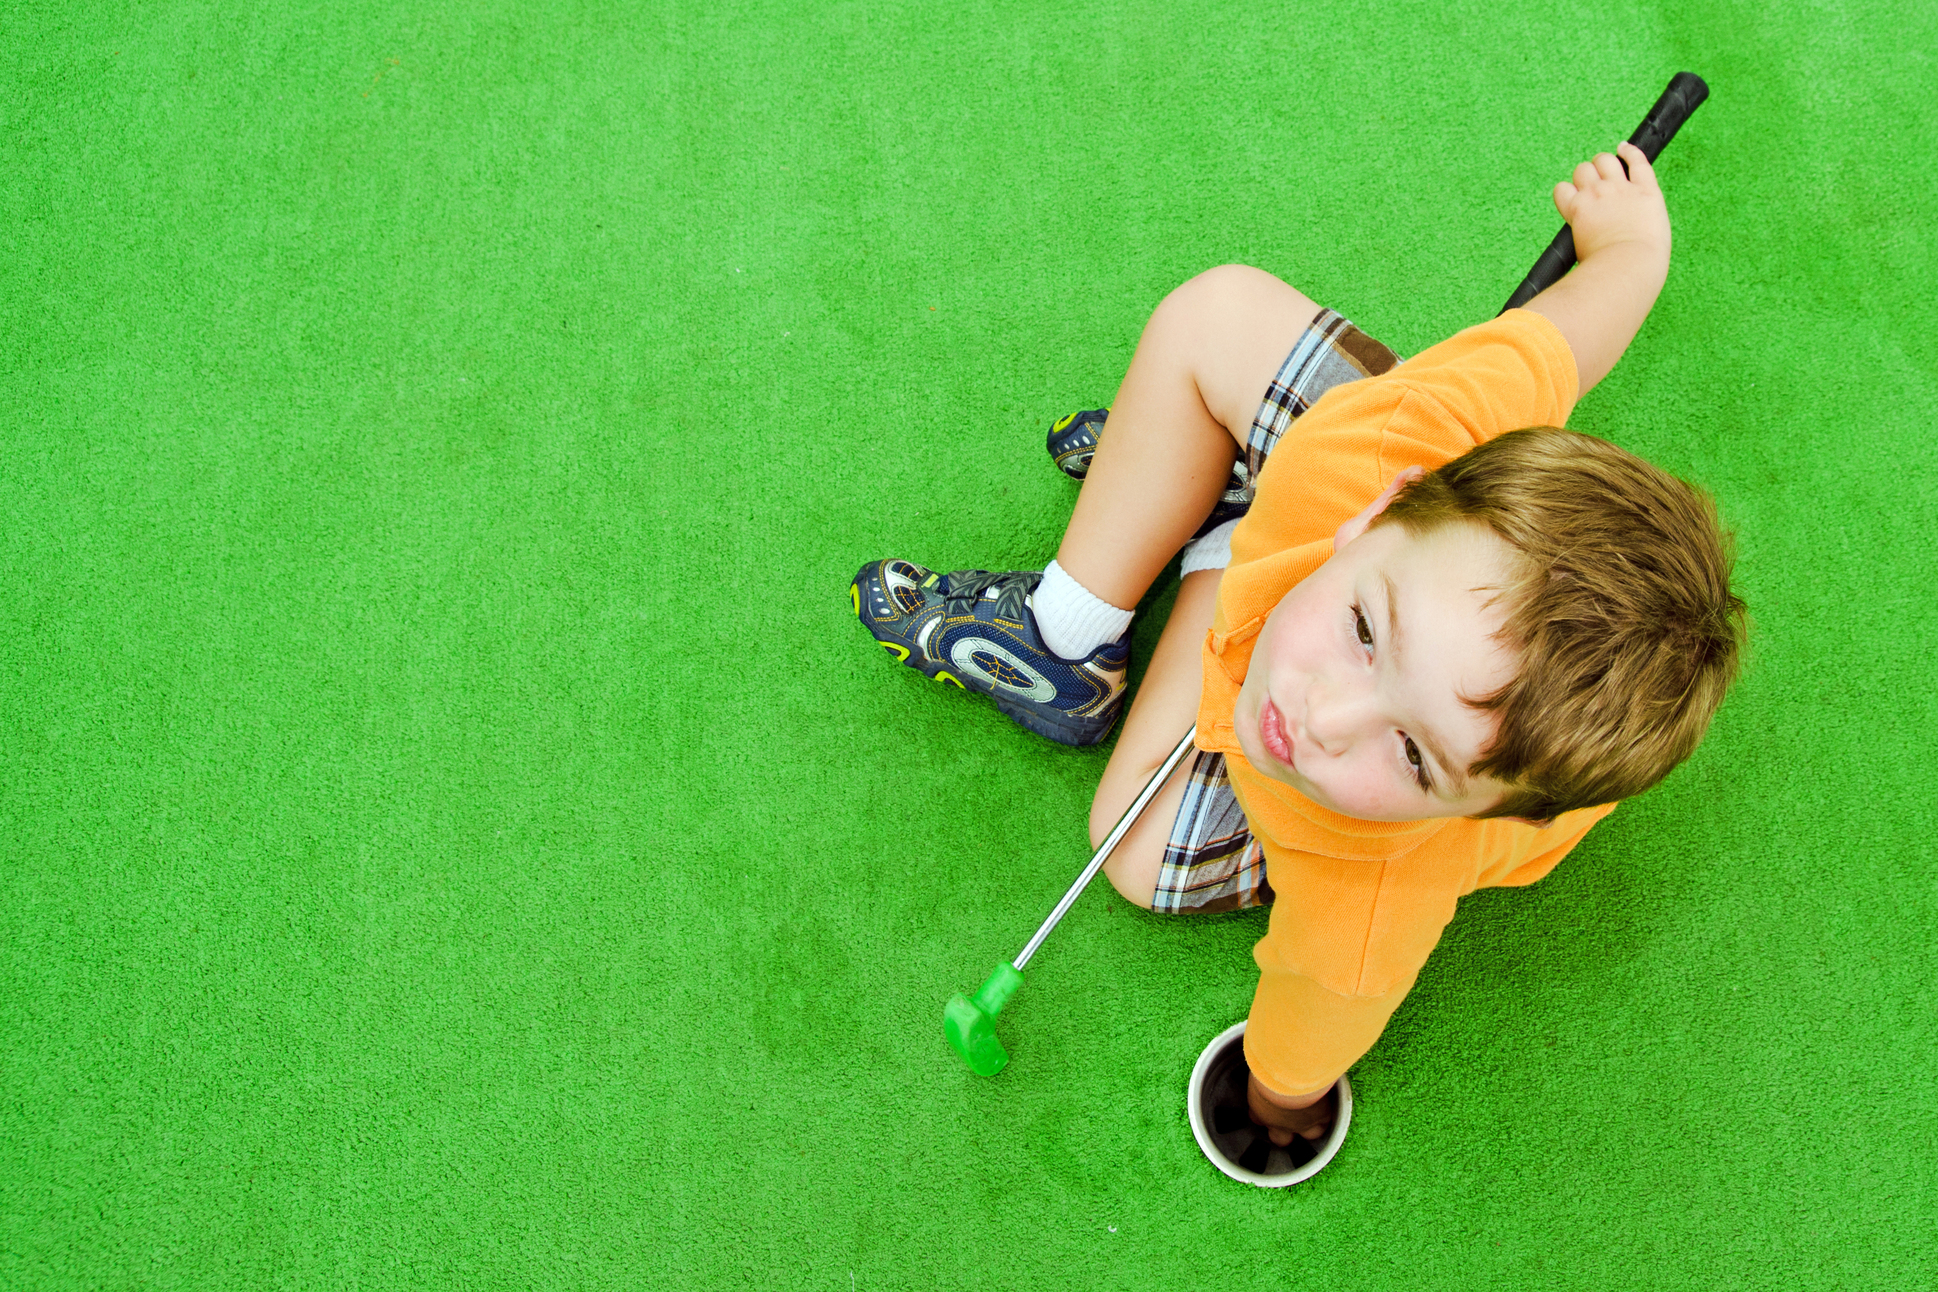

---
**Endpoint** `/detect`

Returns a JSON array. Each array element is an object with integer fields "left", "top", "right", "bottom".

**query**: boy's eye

[
  {"left": 1353, "top": 607, "right": 1373, "bottom": 649},
  {"left": 1403, "top": 737, "right": 1431, "bottom": 792}
]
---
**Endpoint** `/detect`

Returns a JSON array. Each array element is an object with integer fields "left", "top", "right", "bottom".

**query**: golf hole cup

[{"left": 1187, "top": 1021, "right": 1352, "bottom": 1187}]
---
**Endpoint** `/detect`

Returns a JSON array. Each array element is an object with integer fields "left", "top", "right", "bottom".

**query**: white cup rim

[{"left": 1186, "top": 1019, "right": 1353, "bottom": 1187}]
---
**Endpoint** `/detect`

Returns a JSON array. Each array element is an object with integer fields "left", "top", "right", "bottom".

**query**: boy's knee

[
  {"left": 1159, "top": 264, "right": 1283, "bottom": 323},
  {"left": 1148, "top": 266, "right": 1324, "bottom": 427},
  {"left": 1190, "top": 262, "right": 1285, "bottom": 295},
  {"left": 1090, "top": 784, "right": 1162, "bottom": 910}
]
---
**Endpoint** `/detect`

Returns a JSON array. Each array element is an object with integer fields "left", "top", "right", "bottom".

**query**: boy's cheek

[
  {"left": 1323, "top": 777, "right": 1394, "bottom": 820},
  {"left": 1265, "top": 584, "right": 1325, "bottom": 669}
]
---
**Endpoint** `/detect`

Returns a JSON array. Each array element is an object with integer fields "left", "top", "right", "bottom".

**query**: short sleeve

[
  {"left": 1476, "top": 802, "right": 1618, "bottom": 889},
  {"left": 1231, "top": 309, "right": 1580, "bottom": 563}
]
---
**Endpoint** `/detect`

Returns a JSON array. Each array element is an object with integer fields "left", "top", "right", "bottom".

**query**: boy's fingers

[
  {"left": 1552, "top": 181, "right": 1578, "bottom": 218},
  {"left": 1591, "top": 151, "right": 1625, "bottom": 182},
  {"left": 1616, "top": 140, "right": 1659, "bottom": 188},
  {"left": 1572, "top": 160, "right": 1599, "bottom": 189}
]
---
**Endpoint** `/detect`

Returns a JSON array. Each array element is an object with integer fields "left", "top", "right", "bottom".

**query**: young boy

[{"left": 851, "top": 142, "right": 1744, "bottom": 1146}]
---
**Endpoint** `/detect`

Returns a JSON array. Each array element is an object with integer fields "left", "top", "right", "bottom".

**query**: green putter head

[{"left": 943, "top": 961, "right": 1024, "bottom": 1076}]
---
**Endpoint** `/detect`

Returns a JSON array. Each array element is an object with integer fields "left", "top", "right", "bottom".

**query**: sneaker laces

[{"left": 941, "top": 569, "right": 1041, "bottom": 624}]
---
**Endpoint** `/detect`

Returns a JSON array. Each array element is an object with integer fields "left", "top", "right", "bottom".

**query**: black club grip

[{"left": 1500, "top": 72, "right": 1709, "bottom": 314}]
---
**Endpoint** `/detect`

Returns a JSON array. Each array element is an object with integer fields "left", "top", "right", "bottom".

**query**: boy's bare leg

[
  {"left": 1047, "top": 265, "right": 1320, "bottom": 905},
  {"left": 1095, "top": 568, "right": 1223, "bottom": 905},
  {"left": 1054, "top": 265, "right": 1322, "bottom": 611}
]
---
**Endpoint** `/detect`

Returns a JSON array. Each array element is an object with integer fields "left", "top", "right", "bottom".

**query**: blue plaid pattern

[{"left": 1239, "top": 308, "right": 1402, "bottom": 494}]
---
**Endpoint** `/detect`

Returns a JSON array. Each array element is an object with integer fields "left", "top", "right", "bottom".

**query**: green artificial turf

[{"left": 3, "top": 1, "right": 1934, "bottom": 1287}]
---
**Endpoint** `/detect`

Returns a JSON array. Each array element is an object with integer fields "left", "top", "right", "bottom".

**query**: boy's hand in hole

[{"left": 1247, "top": 1072, "right": 1337, "bottom": 1146}]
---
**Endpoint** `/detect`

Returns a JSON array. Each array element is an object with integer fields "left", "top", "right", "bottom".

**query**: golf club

[{"left": 943, "top": 725, "right": 1199, "bottom": 1075}]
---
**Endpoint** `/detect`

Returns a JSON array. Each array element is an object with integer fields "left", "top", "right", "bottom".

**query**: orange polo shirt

[{"left": 1196, "top": 309, "right": 1618, "bottom": 1096}]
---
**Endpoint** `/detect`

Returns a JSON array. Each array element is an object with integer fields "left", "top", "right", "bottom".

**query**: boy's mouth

[{"left": 1259, "top": 697, "right": 1295, "bottom": 767}]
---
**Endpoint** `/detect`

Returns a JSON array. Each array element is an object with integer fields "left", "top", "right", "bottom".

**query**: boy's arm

[{"left": 1521, "top": 141, "right": 1672, "bottom": 398}]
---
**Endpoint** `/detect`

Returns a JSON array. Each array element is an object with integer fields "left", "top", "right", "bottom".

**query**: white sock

[
  {"left": 1179, "top": 518, "right": 1241, "bottom": 576},
  {"left": 1030, "top": 560, "right": 1133, "bottom": 660}
]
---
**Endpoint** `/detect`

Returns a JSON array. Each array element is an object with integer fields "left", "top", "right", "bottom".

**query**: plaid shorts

[{"left": 1150, "top": 308, "right": 1400, "bottom": 916}]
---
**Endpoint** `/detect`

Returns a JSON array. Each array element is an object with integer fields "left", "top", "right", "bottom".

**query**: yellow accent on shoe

[
  {"left": 1051, "top": 411, "right": 1077, "bottom": 433},
  {"left": 934, "top": 671, "right": 966, "bottom": 689},
  {"left": 850, "top": 584, "right": 861, "bottom": 617},
  {"left": 879, "top": 642, "right": 910, "bottom": 662}
]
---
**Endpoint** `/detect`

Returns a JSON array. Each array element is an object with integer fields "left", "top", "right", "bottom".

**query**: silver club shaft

[{"left": 1011, "top": 726, "right": 1199, "bottom": 971}]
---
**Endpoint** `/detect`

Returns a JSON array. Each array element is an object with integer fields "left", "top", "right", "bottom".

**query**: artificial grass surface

[{"left": 3, "top": 1, "right": 1934, "bottom": 1287}]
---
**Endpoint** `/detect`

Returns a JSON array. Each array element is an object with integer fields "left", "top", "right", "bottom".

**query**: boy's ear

[{"left": 1332, "top": 466, "right": 1426, "bottom": 553}]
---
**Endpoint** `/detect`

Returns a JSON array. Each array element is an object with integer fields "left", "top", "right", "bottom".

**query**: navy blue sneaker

[
  {"left": 1047, "top": 408, "right": 1110, "bottom": 481},
  {"left": 850, "top": 560, "right": 1128, "bottom": 746},
  {"left": 1046, "top": 407, "right": 1253, "bottom": 538}
]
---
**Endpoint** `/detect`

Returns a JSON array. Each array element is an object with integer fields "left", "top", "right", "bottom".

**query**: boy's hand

[
  {"left": 1552, "top": 141, "right": 1671, "bottom": 266},
  {"left": 1246, "top": 1072, "right": 1337, "bottom": 1146},
  {"left": 1523, "top": 139, "right": 1674, "bottom": 397}
]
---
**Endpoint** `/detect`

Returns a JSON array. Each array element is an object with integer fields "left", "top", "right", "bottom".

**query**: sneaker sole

[{"left": 849, "top": 580, "right": 1113, "bottom": 747}]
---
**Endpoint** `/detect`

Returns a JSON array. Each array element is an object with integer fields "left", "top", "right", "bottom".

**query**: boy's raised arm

[{"left": 1522, "top": 141, "right": 1672, "bottom": 397}]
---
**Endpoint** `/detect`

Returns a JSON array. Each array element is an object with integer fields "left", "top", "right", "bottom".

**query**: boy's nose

[{"left": 1303, "top": 678, "right": 1377, "bottom": 756}]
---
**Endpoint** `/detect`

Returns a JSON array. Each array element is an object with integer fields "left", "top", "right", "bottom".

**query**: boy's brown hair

[{"left": 1372, "top": 427, "right": 1747, "bottom": 822}]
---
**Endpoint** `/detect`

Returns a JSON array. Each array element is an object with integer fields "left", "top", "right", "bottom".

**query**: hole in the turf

[{"left": 1201, "top": 1033, "right": 1334, "bottom": 1179}]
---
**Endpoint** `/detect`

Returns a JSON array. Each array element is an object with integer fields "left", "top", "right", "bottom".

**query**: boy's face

[{"left": 1233, "top": 516, "right": 1520, "bottom": 822}]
